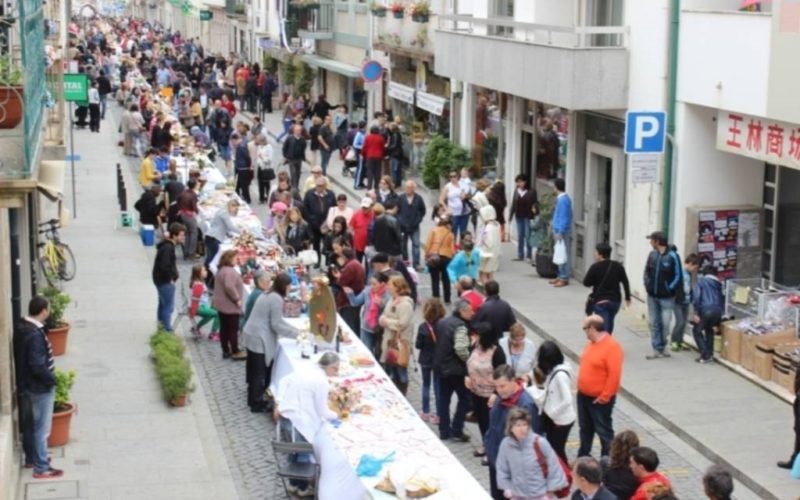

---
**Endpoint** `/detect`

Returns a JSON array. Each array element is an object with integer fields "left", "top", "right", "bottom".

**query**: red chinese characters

[
  {"left": 746, "top": 119, "right": 764, "bottom": 152},
  {"left": 767, "top": 124, "right": 785, "bottom": 158},
  {"left": 790, "top": 129, "right": 800, "bottom": 160},
  {"left": 726, "top": 114, "right": 743, "bottom": 148}
]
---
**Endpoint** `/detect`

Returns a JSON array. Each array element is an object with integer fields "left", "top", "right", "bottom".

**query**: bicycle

[{"left": 38, "top": 219, "right": 77, "bottom": 287}]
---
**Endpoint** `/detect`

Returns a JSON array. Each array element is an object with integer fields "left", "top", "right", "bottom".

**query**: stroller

[{"left": 341, "top": 145, "right": 357, "bottom": 177}]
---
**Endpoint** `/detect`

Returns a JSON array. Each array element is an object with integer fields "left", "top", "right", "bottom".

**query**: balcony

[
  {"left": 296, "top": 1, "right": 335, "bottom": 40},
  {"left": 225, "top": 0, "right": 246, "bottom": 18},
  {"left": 372, "top": 10, "right": 438, "bottom": 64},
  {"left": 434, "top": 15, "right": 628, "bottom": 111},
  {"left": 677, "top": 9, "right": 788, "bottom": 121}
]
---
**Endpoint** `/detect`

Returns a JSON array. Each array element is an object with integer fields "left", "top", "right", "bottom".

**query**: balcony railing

[
  {"left": 373, "top": 10, "right": 438, "bottom": 59},
  {"left": 437, "top": 14, "right": 628, "bottom": 49},
  {"left": 296, "top": 2, "right": 335, "bottom": 39}
]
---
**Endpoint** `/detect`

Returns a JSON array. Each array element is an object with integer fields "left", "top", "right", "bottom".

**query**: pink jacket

[{"left": 212, "top": 266, "right": 244, "bottom": 315}]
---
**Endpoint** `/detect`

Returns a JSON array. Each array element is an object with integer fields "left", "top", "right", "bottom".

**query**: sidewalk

[
  {"left": 241, "top": 109, "right": 794, "bottom": 499},
  {"left": 17, "top": 112, "right": 238, "bottom": 500}
]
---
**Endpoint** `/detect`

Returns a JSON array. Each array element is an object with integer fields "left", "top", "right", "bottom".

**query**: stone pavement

[{"left": 16, "top": 109, "right": 238, "bottom": 500}]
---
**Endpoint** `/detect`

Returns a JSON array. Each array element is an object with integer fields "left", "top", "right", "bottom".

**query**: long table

[{"left": 273, "top": 317, "right": 491, "bottom": 500}]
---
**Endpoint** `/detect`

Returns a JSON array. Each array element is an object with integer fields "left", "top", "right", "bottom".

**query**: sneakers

[
  {"left": 287, "top": 485, "right": 315, "bottom": 498},
  {"left": 695, "top": 357, "right": 715, "bottom": 364},
  {"left": 646, "top": 351, "right": 671, "bottom": 360},
  {"left": 208, "top": 332, "right": 220, "bottom": 341},
  {"left": 33, "top": 468, "right": 64, "bottom": 479},
  {"left": 450, "top": 432, "right": 471, "bottom": 442},
  {"left": 670, "top": 341, "right": 686, "bottom": 352}
]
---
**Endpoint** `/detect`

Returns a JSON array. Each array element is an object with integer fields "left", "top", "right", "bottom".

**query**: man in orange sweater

[{"left": 577, "top": 314, "right": 623, "bottom": 459}]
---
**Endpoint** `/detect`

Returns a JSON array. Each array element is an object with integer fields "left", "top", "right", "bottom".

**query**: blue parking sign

[{"left": 625, "top": 111, "right": 667, "bottom": 154}]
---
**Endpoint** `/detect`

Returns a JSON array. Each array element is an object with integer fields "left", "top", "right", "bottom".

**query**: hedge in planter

[
  {"left": 41, "top": 286, "right": 71, "bottom": 356},
  {"left": 150, "top": 329, "right": 194, "bottom": 406},
  {"left": 49, "top": 369, "right": 76, "bottom": 447}
]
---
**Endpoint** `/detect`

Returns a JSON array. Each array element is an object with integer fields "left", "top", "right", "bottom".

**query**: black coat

[
  {"left": 397, "top": 193, "right": 426, "bottom": 233},
  {"left": 415, "top": 322, "right": 437, "bottom": 366},
  {"left": 282, "top": 135, "right": 307, "bottom": 161},
  {"left": 570, "top": 486, "right": 619, "bottom": 500},
  {"left": 13, "top": 319, "right": 56, "bottom": 394},
  {"left": 372, "top": 214, "right": 402, "bottom": 256},
  {"left": 152, "top": 239, "right": 178, "bottom": 285},
  {"left": 303, "top": 189, "right": 336, "bottom": 228},
  {"left": 134, "top": 190, "right": 160, "bottom": 225},
  {"left": 433, "top": 313, "right": 469, "bottom": 378},
  {"left": 473, "top": 296, "right": 516, "bottom": 343}
]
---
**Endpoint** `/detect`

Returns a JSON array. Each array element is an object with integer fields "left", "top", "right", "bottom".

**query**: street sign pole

[
  {"left": 63, "top": 73, "right": 89, "bottom": 218},
  {"left": 69, "top": 102, "right": 76, "bottom": 218}
]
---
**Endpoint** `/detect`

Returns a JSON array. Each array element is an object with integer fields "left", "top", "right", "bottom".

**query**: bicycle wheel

[
  {"left": 55, "top": 243, "right": 77, "bottom": 281},
  {"left": 39, "top": 253, "right": 59, "bottom": 288}
]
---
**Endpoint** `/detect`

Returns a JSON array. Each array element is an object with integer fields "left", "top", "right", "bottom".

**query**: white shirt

[
  {"left": 276, "top": 367, "right": 338, "bottom": 442},
  {"left": 88, "top": 87, "right": 100, "bottom": 104},
  {"left": 527, "top": 362, "right": 577, "bottom": 426}
]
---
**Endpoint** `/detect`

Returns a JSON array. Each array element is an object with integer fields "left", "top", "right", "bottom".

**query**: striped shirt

[{"left": 24, "top": 317, "right": 55, "bottom": 373}]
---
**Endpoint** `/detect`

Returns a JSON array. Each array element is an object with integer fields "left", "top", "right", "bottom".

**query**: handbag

[
  {"left": 385, "top": 332, "right": 410, "bottom": 368},
  {"left": 585, "top": 261, "right": 614, "bottom": 316},
  {"left": 532, "top": 436, "right": 572, "bottom": 498},
  {"left": 425, "top": 254, "right": 441, "bottom": 269},
  {"left": 552, "top": 239, "right": 567, "bottom": 265},
  {"left": 258, "top": 165, "right": 276, "bottom": 182}
]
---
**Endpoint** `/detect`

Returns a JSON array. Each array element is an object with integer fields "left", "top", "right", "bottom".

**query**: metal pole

[{"left": 69, "top": 102, "right": 77, "bottom": 218}]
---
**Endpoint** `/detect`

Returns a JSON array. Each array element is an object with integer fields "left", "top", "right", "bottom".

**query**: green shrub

[
  {"left": 41, "top": 287, "right": 70, "bottom": 328},
  {"left": 54, "top": 369, "right": 76, "bottom": 412},
  {"left": 149, "top": 329, "right": 194, "bottom": 404},
  {"left": 422, "top": 135, "right": 472, "bottom": 189}
]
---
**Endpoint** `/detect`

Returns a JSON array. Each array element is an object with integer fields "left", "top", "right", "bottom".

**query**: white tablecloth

[{"left": 272, "top": 317, "right": 490, "bottom": 500}]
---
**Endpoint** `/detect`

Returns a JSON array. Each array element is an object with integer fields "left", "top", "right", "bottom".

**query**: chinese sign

[
  {"left": 698, "top": 210, "right": 739, "bottom": 281},
  {"left": 716, "top": 111, "right": 800, "bottom": 170}
]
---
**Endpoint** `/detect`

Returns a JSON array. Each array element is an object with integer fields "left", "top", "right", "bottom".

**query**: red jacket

[
  {"left": 349, "top": 210, "right": 374, "bottom": 252},
  {"left": 222, "top": 100, "right": 236, "bottom": 118},
  {"left": 362, "top": 133, "right": 386, "bottom": 160},
  {"left": 336, "top": 258, "right": 366, "bottom": 309},
  {"left": 631, "top": 472, "right": 671, "bottom": 500}
]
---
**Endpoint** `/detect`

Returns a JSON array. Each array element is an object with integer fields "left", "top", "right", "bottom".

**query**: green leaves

[
  {"left": 41, "top": 286, "right": 70, "bottom": 328},
  {"left": 150, "top": 328, "right": 194, "bottom": 403},
  {"left": 54, "top": 369, "right": 76, "bottom": 412},
  {"left": 422, "top": 135, "right": 471, "bottom": 190}
]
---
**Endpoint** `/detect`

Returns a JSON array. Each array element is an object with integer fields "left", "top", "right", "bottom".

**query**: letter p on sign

[{"left": 625, "top": 111, "right": 667, "bottom": 154}]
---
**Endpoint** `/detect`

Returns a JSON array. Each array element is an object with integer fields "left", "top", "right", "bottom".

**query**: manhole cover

[{"left": 25, "top": 480, "right": 79, "bottom": 500}]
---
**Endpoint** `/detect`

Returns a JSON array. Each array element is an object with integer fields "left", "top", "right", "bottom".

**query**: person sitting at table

[
  {"left": 322, "top": 216, "right": 353, "bottom": 268},
  {"left": 268, "top": 171, "right": 304, "bottom": 212},
  {"left": 274, "top": 351, "right": 341, "bottom": 498},
  {"left": 243, "top": 272, "right": 299, "bottom": 413},
  {"left": 378, "top": 275, "right": 415, "bottom": 396},
  {"left": 280, "top": 207, "right": 312, "bottom": 255},
  {"left": 204, "top": 199, "right": 240, "bottom": 282},
  {"left": 190, "top": 125, "right": 211, "bottom": 148}
]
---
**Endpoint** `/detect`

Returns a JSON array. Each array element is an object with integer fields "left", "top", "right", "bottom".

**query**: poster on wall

[{"left": 698, "top": 210, "right": 739, "bottom": 281}]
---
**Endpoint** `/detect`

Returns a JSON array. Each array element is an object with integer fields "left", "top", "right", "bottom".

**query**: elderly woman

[
  {"left": 379, "top": 275, "right": 415, "bottom": 395},
  {"left": 190, "top": 125, "right": 211, "bottom": 149},
  {"left": 500, "top": 323, "right": 537, "bottom": 383},
  {"left": 212, "top": 249, "right": 247, "bottom": 361},
  {"left": 496, "top": 407, "right": 568, "bottom": 500},
  {"left": 243, "top": 272, "right": 299, "bottom": 413},
  {"left": 477, "top": 205, "right": 502, "bottom": 284}
]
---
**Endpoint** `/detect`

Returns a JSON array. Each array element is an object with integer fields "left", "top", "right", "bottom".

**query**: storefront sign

[
  {"left": 716, "top": 111, "right": 800, "bottom": 170},
  {"left": 199, "top": 10, "right": 213, "bottom": 21},
  {"left": 416, "top": 92, "right": 447, "bottom": 116},
  {"left": 387, "top": 82, "right": 415, "bottom": 105},
  {"left": 630, "top": 154, "right": 660, "bottom": 184},
  {"left": 63, "top": 74, "right": 89, "bottom": 102}
]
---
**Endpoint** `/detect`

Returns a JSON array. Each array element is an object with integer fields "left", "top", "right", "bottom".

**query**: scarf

[
  {"left": 500, "top": 383, "right": 525, "bottom": 408},
  {"left": 365, "top": 284, "right": 385, "bottom": 330}
]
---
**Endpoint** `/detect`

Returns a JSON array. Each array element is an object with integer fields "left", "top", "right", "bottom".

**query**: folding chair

[{"left": 271, "top": 439, "right": 320, "bottom": 499}]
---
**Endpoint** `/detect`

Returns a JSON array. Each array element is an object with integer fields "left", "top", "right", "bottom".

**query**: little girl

[
  {"left": 344, "top": 272, "right": 390, "bottom": 355},
  {"left": 528, "top": 203, "right": 546, "bottom": 266},
  {"left": 415, "top": 297, "right": 446, "bottom": 424},
  {"left": 190, "top": 264, "right": 220, "bottom": 340}
]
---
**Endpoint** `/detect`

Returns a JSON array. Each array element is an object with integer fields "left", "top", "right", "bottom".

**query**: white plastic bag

[{"left": 552, "top": 240, "right": 567, "bottom": 265}]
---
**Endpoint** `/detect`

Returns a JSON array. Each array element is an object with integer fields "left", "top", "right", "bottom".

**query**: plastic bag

[
  {"left": 356, "top": 451, "right": 396, "bottom": 477},
  {"left": 553, "top": 240, "right": 567, "bottom": 265}
]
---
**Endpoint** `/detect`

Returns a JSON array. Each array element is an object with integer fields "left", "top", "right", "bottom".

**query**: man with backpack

[{"left": 643, "top": 231, "right": 683, "bottom": 360}]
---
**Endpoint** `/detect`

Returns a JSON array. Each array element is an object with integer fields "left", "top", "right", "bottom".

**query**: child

[
  {"left": 343, "top": 272, "right": 391, "bottom": 355},
  {"left": 431, "top": 203, "right": 448, "bottom": 225},
  {"left": 671, "top": 253, "right": 699, "bottom": 352},
  {"left": 528, "top": 203, "right": 546, "bottom": 266},
  {"left": 190, "top": 264, "right": 220, "bottom": 340},
  {"left": 415, "top": 297, "right": 446, "bottom": 424},
  {"left": 692, "top": 264, "right": 724, "bottom": 363}
]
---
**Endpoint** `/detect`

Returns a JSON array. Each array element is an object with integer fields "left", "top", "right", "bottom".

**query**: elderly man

[
  {"left": 282, "top": 124, "right": 307, "bottom": 190},
  {"left": 571, "top": 457, "right": 617, "bottom": 500},
  {"left": 456, "top": 275, "right": 484, "bottom": 312},
  {"left": 577, "top": 314, "right": 623, "bottom": 459},
  {"left": 303, "top": 177, "right": 336, "bottom": 268},
  {"left": 434, "top": 299, "right": 474, "bottom": 442},
  {"left": 397, "top": 180, "right": 426, "bottom": 270},
  {"left": 302, "top": 165, "right": 331, "bottom": 195}
]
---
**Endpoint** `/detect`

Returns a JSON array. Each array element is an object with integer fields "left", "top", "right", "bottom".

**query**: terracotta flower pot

[
  {"left": 48, "top": 403, "right": 76, "bottom": 447},
  {"left": 0, "top": 86, "right": 24, "bottom": 129},
  {"left": 171, "top": 394, "right": 188, "bottom": 407},
  {"left": 47, "top": 323, "right": 70, "bottom": 356}
]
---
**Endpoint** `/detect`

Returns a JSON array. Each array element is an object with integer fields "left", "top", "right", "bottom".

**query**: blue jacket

[
  {"left": 485, "top": 389, "right": 538, "bottom": 467},
  {"left": 346, "top": 287, "right": 390, "bottom": 334},
  {"left": 13, "top": 319, "right": 56, "bottom": 394},
  {"left": 234, "top": 142, "right": 251, "bottom": 172},
  {"left": 643, "top": 249, "right": 682, "bottom": 299},
  {"left": 552, "top": 193, "right": 572, "bottom": 235},
  {"left": 447, "top": 249, "right": 481, "bottom": 283},
  {"left": 693, "top": 274, "right": 724, "bottom": 316},
  {"left": 397, "top": 193, "right": 427, "bottom": 233}
]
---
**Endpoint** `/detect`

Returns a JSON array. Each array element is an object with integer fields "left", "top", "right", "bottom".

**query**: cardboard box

[
  {"left": 741, "top": 329, "right": 796, "bottom": 372},
  {"left": 773, "top": 344, "right": 800, "bottom": 393},
  {"left": 720, "top": 321, "right": 743, "bottom": 364},
  {"left": 754, "top": 340, "right": 800, "bottom": 381}
]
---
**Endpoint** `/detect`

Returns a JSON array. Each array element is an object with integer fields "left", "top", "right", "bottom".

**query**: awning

[
  {"left": 37, "top": 160, "right": 66, "bottom": 202},
  {"left": 416, "top": 91, "right": 448, "bottom": 116},
  {"left": 301, "top": 54, "right": 362, "bottom": 79},
  {"left": 387, "top": 81, "right": 415, "bottom": 105}
]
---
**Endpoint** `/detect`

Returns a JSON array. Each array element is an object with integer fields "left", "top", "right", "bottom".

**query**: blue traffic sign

[
  {"left": 625, "top": 111, "right": 667, "bottom": 154},
  {"left": 65, "top": 154, "right": 81, "bottom": 161},
  {"left": 361, "top": 60, "right": 383, "bottom": 83}
]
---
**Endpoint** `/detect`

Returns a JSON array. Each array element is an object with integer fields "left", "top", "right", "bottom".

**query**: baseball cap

[
  {"left": 271, "top": 201, "right": 288, "bottom": 213},
  {"left": 646, "top": 231, "right": 668, "bottom": 244},
  {"left": 360, "top": 197, "right": 373, "bottom": 208}
]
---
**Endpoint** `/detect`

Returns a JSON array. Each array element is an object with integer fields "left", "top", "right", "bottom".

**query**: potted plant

[
  {"left": 369, "top": 1, "right": 387, "bottom": 16},
  {"left": 291, "top": 0, "right": 320, "bottom": 9},
  {"left": 150, "top": 328, "right": 195, "bottom": 406},
  {"left": 0, "top": 54, "right": 23, "bottom": 129},
  {"left": 408, "top": 0, "right": 430, "bottom": 22},
  {"left": 41, "top": 286, "right": 71, "bottom": 356},
  {"left": 48, "top": 369, "right": 76, "bottom": 447},
  {"left": 534, "top": 189, "right": 559, "bottom": 279},
  {"left": 390, "top": 1, "right": 405, "bottom": 18},
  {"left": 422, "top": 135, "right": 471, "bottom": 203}
]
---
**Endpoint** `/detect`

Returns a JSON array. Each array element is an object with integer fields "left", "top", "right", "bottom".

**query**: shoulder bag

[
  {"left": 585, "top": 261, "right": 614, "bottom": 316},
  {"left": 532, "top": 436, "right": 572, "bottom": 499}
]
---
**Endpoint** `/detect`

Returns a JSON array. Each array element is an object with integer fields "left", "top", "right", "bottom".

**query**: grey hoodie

[{"left": 496, "top": 431, "right": 567, "bottom": 498}]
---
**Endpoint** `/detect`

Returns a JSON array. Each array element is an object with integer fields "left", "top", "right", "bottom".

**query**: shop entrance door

[{"left": 576, "top": 141, "right": 626, "bottom": 275}]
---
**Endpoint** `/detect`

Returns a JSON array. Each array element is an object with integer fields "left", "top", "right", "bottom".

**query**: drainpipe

[{"left": 662, "top": 0, "right": 680, "bottom": 235}]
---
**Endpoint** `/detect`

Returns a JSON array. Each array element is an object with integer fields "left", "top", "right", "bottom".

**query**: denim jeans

[
  {"left": 593, "top": 300, "right": 621, "bottom": 334},
  {"left": 320, "top": 148, "right": 332, "bottom": 176},
  {"left": 672, "top": 302, "right": 689, "bottom": 344},
  {"left": 28, "top": 389, "right": 55, "bottom": 473},
  {"left": 279, "top": 417, "right": 313, "bottom": 489},
  {"left": 577, "top": 392, "right": 615, "bottom": 458},
  {"left": 452, "top": 215, "right": 470, "bottom": 242},
  {"left": 693, "top": 309, "right": 722, "bottom": 360},
  {"left": 556, "top": 232, "right": 572, "bottom": 281},
  {"left": 402, "top": 229, "right": 421, "bottom": 267},
  {"left": 385, "top": 365, "right": 409, "bottom": 384},
  {"left": 647, "top": 295, "right": 675, "bottom": 353},
  {"left": 515, "top": 217, "right": 531, "bottom": 259},
  {"left": 390, "top": 157, "right": 402, "bottom": 187},
  {"left": 437, "top": 374, "right": 472, "bottom": 438},
  {"left": 420, "top": 365, "right": 440, "bottom": 415},
  {"left": 156, "top": 282, "right": 176, "bottom": 331},
  {"left": 276, "top": 118, "right": 293, "bottom": 142},
  {"left": 361, "top": 329, "right": 376, "bottom": 355}
]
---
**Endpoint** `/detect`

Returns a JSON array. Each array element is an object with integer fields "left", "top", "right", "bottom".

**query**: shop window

[
  {"left": 774, "top": 166, "right": 800, "bottom": 285},
  {"left": 535, "top": 103, "right": 569, "bottom": 180},
  {"left": 474, "top": 89, "right": 503, "bottom": 176},
  {"left": 489, "top": 0, "right": 514, "bottom": 37}
]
